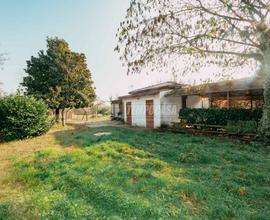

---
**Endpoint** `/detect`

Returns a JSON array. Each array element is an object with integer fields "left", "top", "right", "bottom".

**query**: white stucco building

[{"left": 114, "top": 82, "right": 190, "bottom": 128}]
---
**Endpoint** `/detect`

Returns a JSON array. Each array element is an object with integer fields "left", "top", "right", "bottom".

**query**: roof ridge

[{"left": 129, "top": 81, "right": 183, "bottom": 94}]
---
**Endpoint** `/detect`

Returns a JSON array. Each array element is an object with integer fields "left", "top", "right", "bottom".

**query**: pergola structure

[
  {"left": 207, "top": 89, "right": 264, "bottom": 109},
  {"left": 168, "top": 77, "right": 264, "bottom": 109}
]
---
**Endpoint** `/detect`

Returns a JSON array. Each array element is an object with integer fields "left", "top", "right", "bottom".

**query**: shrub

[
  {"left": 225, "top": 121, "right": 258, "bottom": 134},
  {"left": 0, "top": 95, "right": 52, "bottom": 141},
  {"left": 179, "top": 108, "right": 263, "bottom": 126}
]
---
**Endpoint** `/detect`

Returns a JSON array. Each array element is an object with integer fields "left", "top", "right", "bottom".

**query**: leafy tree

[
  {"left": 117, "top": 0, "right": 270, "bottom": 134},
  {"left": 22, "top": 38, "right": 96, "bottom": 125}
]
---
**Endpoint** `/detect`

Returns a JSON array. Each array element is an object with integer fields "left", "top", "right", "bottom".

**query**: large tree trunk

[
  {"left": 259, "top": 75, "right": 270, "bottom": 135},
  {"left": 55, "top": 108, "right": 60, "bottom": 124},
  {"left": 61, "top": 109, "right": 66, "bottom": 126},
  {"left": 65, "top": 109, "right": 72, "bottom": 121},
  {"left": 259, "top": 49, "right": 270, "bottom": 140}
]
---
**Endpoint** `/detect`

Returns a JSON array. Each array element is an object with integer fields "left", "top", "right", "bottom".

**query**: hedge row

[{"left": 179, "top": 108, "right": 263, "bottom": 126}]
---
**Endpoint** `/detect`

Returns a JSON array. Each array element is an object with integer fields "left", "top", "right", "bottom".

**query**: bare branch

[{"left": 195, "top": 0, "right": 254, "bottom": 23}]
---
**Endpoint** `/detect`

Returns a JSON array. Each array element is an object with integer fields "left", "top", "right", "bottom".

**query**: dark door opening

[{"left": 126, "top": 102, "right": 132, "bottom": 126}]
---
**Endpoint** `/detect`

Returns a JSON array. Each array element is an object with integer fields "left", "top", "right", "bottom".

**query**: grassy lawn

[{"left": 0, "top": 126, "right": 269, "bottom": 219}]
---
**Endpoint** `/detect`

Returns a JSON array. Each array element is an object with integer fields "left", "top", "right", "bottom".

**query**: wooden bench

[{"left": 191, "top": 124, "right": 224, "bottom": 129}]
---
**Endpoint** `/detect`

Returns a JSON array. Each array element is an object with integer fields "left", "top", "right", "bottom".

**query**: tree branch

[{"left": 195, "top": 0, "right": 254, "bottom": 23}]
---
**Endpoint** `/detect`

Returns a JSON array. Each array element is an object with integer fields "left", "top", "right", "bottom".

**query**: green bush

[
  {"left": 0, "top": 95, "right": 52, "bottom": 141},
  {"left": 225, "top": 121, "right": 258, "bottom": 134},
  {"left": 179, "top": 108, "right": 263, "bottom": 126}
]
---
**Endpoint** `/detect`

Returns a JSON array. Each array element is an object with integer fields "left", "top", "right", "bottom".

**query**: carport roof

[{"left": 167, "top": 77, "right": 264, "bottom": 97}]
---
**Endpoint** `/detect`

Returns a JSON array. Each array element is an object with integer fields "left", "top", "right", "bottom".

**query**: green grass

[{"left": 1, "top": 127, "right": 270, "bottom": 219}]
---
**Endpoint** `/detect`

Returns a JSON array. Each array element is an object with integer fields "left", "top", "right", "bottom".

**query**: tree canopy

[
  {"left": 117, "top": 0, "right": 270, "bottom": 75},
  {"left": 22, "top": 37, "right": 96, "bottom": 115}
]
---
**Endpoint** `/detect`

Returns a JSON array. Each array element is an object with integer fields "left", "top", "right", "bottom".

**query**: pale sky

[{"left": 0, "top": 0, "right": 254, "bottom": 101}]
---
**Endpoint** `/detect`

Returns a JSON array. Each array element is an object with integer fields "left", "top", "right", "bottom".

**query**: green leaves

[
  {"left": 0, "top": 95, "right": 52, "bottom": 141},
  {"left": 22, "top": 37, "right": 96, "bottom": 110}
]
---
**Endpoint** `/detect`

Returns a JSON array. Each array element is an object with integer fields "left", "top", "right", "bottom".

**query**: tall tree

[
  {"left": 117, "top": 0, "right": 270, "bottom": 134},
  {"left": 22, "top": 38, "right": 96, "bottom": 125}
]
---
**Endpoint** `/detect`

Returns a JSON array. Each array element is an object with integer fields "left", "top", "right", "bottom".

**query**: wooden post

[
  {"left": 201, "top": 96, "right": 204, "bottom": 108},
  {"left": 208, "top": 94, "right": 212, "bottom": 108},
  {"left": 227, "top": 92, "right": 230, "bottom": 109}
]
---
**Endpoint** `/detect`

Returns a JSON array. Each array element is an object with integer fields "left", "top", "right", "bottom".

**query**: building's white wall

[
  {"left": 121, "top": 91, "right": 212, "bottom": 128},
  {"left": 160, "top": 90, "right": 182, "bottom": 125},
  {"left": 122, "top": 94, "right": 161, "bottom": 128},
  {"left": 186, "top": 95, "right": 210, "bottom": 109}
]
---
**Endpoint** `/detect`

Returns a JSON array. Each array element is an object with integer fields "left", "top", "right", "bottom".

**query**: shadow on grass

[
  {"left": 2, "top": 126, "right": 269, "bottom": 219},
  {"left": 53, "top": 126, "right": 260, "bottom": 165},
  {"left": 53, "top": 126, "right": 270, "bottom": 216}
]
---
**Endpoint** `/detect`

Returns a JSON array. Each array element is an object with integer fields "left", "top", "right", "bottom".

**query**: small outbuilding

[{"left": 118, "top": 82, "right": 186, "bottom": 128}]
